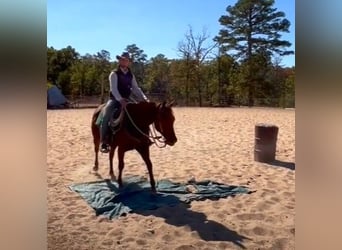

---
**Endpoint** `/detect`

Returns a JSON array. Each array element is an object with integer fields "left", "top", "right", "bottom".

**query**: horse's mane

[
  {"left": 123, "top": 102, "right": 158, "bottom": 136},
  {"left": 125, "top": 102, "right": 158, "bottom": 124}
]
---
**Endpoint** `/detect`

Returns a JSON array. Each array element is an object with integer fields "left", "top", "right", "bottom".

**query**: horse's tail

[{"left": 91, "top": 104, "right": 106, "bottom": 142}]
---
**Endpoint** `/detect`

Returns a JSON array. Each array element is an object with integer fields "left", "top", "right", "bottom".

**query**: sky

[{"left": 47, "top": 0, "right": 295, "bottom": 67}]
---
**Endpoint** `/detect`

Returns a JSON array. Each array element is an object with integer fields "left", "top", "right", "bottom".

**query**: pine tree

[{"left": 215, "top": 0, "right": 293, "bottom": 106}]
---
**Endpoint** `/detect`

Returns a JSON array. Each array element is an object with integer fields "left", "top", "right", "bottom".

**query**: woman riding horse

[
  {"left": 92, "top": 101, "right": 177, "bottom": 192},
  {"left": 100, "top": 52, "right": 148, "bottom": 153}
]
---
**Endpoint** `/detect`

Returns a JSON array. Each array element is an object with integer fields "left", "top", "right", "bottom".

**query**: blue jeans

[{"left": 100, "top": 99, "right": 121, "bottom": 144}]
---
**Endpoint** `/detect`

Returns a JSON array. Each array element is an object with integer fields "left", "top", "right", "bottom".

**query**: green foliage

[
  {"left": 145, "top": 54, "right": 170, "bottom": 96},
  {"left": 215, "top": 0, "right": 293, "bottom": 106},
  {"left": 47, "top": 82, "right": 53, "bottom": 90},
  {"left": 216, "top": 0, "right": 293, "bottom": 60},
  {"left": 124, "top": 44, "right": 147, "bottom": 63},
  {"left": 283, "top": 67, "right": 295, "bottom": 107},
  {"left": 47, "top": 2, "right": 294, "bottom": 107},
  {"left": 124, "top": 44, "right": 147, "bottom": 86},
  {"left": 177, "top": 26, "right": 218, "bottom": 106},
  {"left": 46, "top": 45, "right": 294, "bottom": 107}
]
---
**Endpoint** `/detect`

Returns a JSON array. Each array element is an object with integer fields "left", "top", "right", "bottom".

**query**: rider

[{"left": 100, "top": 52, "right": 149, "bottom": 153}]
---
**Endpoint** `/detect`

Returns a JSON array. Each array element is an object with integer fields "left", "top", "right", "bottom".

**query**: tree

[
  {"left": 68, "top": 51, "right": 111, "bottom": 100},
  {"left": 124, "top": 44, "right": 147, "bottom": 87},
  {"left": 70, "top": 60, "right": 85, "bottom": 97},
  {"left": 145, "top": 54, "right": 171, "bottom": 100},
  {"left": 47, "top": 46, "right": 79, "bottom": 95},
  {"left": 124, "top": 44, "right": 147, "bottom": 63},
  {"left": 273, "top": 65, "right": 295, "bottom": 108},
  {"left": 215, "top": 0, "right": 293, "bottom": 106},
  {"left": 177, "top": 33, "right": 194, "bottom": 106},
  {"left": 47, "top": 46, "right": 59, "bottom": 84},
  {"left": 284, "top": 67, "right": 295, "bottom": 108},
  {"left": 178, "top": 26, "right": 217, "bottom": 106},
  {"left": 215, "top": 47, "right": 237, "bottom": 106},
  {"left": 168, "top": 59, "right": 193, "bottom": 105},
  {"left": 248, "top": 49, "right": 273, "bottom": 106},
  {"left": 95, "top": 50, "right": 111, "bottom": 103}
]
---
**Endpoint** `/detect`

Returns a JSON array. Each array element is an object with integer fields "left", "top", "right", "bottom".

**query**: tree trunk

[
  {"left": 248, "top": 84, "right": 254, "bottom": 107},
  {"left": 185, "top": 58, "right": 190, "bottom": 106},
  {"left": 218, "top": 55, "right": 223, "bottom": 106},
  {"left": 247, "top": 8, "right": 254, "bottom": 107},
  {"left": 185, "top": 70, "right": 189, "bottom": 106},
  {"left": 197, "top": 73, "right": 202, "bottom": 107},
  {"left": 205, "top": 79, "right": 210, "bottom": 106}
]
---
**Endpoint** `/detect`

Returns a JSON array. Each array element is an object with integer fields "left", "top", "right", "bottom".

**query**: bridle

[{"left": 122, "top": 106, "right": 167, "bottom": 148}]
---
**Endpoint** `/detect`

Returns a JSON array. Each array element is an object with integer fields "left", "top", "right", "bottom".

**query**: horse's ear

[
  {"left": 167, "top": 99, "right": 176, "bottom": 107},
  {"left": 157, "top": 101, "right": 165, "bottom": 110}
]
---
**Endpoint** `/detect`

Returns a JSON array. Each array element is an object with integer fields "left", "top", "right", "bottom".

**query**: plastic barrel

[{"left": 254, "top": 123, "right": 279, "bottom": 163}]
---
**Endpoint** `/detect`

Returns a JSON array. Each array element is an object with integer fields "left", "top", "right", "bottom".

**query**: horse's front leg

[
  {"left": 92, "top": 127, "right": 100, "bottom": 171},
  {"left": 93, "top": 143, "right": 99, "bottom": 172},
  {"left": 117, "top": 146, "right": 126, "bottom": 188},
  {"left": 136, "top": 146, "right": 156, "bottom": 193},
  {"left": 109, "top": 144, "right": 117, "bottom": 179}
]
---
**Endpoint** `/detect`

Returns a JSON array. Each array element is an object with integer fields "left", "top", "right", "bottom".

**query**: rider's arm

[
  {"left": 109, "top": 71, "right": 124, "bottom": 101},
  {"left": 131, "top": 75, "right": 149, "bottom": 102}
]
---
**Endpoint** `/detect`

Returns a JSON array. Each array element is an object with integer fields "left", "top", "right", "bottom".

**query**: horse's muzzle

[{"left": 166, "top": 137, "right": 177, "bottom": 146}]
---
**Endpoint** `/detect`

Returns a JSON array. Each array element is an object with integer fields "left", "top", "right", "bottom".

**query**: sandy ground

[{"left": 47, "top": 107, "right": 295, "bottom": 250}]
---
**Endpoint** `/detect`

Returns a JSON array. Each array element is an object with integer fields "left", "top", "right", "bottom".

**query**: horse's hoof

[
  {"left": 93, "top": 166, "right": 98, "bottom": 171},
  {"left": 110, "top": 173, "right": 116, "bottom": 180},
  {"left": 148, "top": 140, "right": 154, "bottom": 146}
]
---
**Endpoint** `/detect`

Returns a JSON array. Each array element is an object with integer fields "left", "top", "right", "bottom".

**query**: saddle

[
  {"left": 108, "top": 110, "right": 122, "bottom": 133},
  {"left": 95, "top": 107, "right": 122, "bottom": 134},
  {"left": 95, "top": 102, "right": 153, "bottom": 146}
]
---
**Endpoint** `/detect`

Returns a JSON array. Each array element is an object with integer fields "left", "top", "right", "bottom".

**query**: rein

[{"left": 123, "top": 105, "right": 166, "bottom": 148}]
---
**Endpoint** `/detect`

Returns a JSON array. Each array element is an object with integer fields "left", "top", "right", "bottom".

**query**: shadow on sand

[
  {"left": 268, "top": 159, "right": 295, "bottom": 170},
  {"left": 136, "top": 202, "right": 251, "bottom": 249},
  {"left": 115, "top": 179, "right": 251, "bottom": 249},
  {"left": 85, "top": 173, "right": 252, "bottom": 248}
]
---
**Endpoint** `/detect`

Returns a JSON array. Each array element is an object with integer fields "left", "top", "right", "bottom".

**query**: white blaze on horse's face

[{"left": 156, "top": 102, "right": 177, "bottom": 146}]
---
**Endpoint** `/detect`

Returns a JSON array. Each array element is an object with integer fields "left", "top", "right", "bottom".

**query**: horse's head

[{"left": 155, "top": 101, "right": 177, "bottom": 146}]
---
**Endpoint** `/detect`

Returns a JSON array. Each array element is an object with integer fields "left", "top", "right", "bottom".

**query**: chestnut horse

[{"left": 91, "top": 101, "right": 177, "bottom": 192}]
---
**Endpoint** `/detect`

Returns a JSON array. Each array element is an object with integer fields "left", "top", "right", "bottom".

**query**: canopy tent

[{"left": 47, "top": 85, "right": 68, "bottom": 108}]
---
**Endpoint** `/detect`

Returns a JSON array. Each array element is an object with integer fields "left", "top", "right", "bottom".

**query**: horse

[{"left": 91, "top": 101, "right": 177, "bottom": 192}]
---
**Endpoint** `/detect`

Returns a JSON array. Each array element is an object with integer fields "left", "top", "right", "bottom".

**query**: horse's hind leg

[
  {"left": 136, "top": 146, "right": 156, "bottom": 192},
  {"left": 109, "top": 145, "right": 117, "bottom": 179},
  {"left": 117, "top": 146, "right": 126, "bottom": 188},
  {"left": 92, "top": 125, "right": 100, "bottom": 171}
]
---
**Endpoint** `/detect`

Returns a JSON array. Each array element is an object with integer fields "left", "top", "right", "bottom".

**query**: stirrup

[{"left": 109, "top": 117, "right": 121, "bottom": 129}]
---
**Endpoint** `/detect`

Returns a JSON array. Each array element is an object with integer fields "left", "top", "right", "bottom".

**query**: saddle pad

[
  {"left": 95, "top": 109, "right": 121, "bottom": 129},
  {"left": 95, "top": 110, "right": 104, "bottom": 126}
]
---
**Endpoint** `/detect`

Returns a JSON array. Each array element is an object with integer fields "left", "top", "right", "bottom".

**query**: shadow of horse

[
  {"left": 138, "top": 203, "right": 251, "bottom": 249},
  {"left": 89, "top": 170, "right": 105, "bottom": 180},
  {"left": 269, "top": 160, "right": 295, "bottom": 170},
  {"left": 102, "top": 179, "right": 251, "bottom": 249}
]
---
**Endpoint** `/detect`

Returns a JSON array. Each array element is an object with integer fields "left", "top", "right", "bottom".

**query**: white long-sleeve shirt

[{"left": 109, "top": 69, "right": 148, "bottom": 103}]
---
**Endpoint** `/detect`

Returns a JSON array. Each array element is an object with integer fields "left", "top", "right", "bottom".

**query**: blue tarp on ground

[
  {"left": 47, "top": 85, "right": 68, "bottom": 107},
  {"left": 69, "top": 175, "right": 252, "bottom": 219}
]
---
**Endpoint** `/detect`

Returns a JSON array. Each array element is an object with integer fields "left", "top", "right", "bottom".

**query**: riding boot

[
  {"left": 100, "top": 99, "right": 119, "bottom": 153},
  {"left": 100, "top": 109, "right": 111, "bottom": 153}
]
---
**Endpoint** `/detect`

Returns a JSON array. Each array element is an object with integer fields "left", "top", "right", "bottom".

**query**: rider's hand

[{"left": 120, "top": 98, "right": 127, "bottom": 109}]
